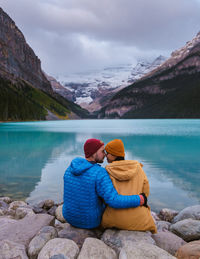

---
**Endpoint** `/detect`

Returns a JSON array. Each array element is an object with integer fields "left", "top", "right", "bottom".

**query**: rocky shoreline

[{"left": 0, "top": 197, "right": 200, "bottom": 259}]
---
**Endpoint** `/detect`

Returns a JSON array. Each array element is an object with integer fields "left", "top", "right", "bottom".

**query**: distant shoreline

[{"left": 1, "top": 118, "right": 200, "bottom": 123}]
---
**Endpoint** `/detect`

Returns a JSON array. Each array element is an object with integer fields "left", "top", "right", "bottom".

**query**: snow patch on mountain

[{"left": 56, "top": 55, "right": 166, "bottom": 106}]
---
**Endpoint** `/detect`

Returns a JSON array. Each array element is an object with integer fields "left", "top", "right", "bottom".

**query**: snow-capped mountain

[
  {"left": 130, "top": 55, "right": 167, "bottom": 81},
  {"left": 56, "top": 55, "right": 166, "bottom": 111},
  {"left": 98, "top": 31, "right": 200, "bottom": 119}
]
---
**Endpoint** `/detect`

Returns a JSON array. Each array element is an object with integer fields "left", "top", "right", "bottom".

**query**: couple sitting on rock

[{"left": 62, "top": 138, "right": 157, "bottom": 234}]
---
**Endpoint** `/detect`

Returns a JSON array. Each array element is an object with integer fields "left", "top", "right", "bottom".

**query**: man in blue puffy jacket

[{"left": 63, "top": 138, "right": 145, "bottom": 229}]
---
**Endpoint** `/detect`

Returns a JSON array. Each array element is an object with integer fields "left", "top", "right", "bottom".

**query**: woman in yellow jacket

[{"left": 101, "top": 139, "right": 157, "bottom": 234}]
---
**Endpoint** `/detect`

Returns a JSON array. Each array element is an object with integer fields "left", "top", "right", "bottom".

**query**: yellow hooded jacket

[{"left": 101, "top": 160, "right": 157, "bottom": 233}]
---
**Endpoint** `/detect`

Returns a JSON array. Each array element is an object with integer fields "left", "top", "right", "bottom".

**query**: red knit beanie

[{"left": 84, "top": 138, "right": 104, "bottom": 158}]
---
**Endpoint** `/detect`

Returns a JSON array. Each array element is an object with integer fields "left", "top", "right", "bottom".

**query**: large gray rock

[
  {"left": 158, "top": 208, "right": 178, "bottom": 222},
  {"left": 38, "top": 238, "right": 79, "bottom": 259},
  {"left": 9, "top": 200, "right": 28, "bottom": 210},
  {"left": 58, "top": 223, "right": 98, "bottom": 248},
  {"left": 0, "top": 214, "right": 54, "bottom": 247},
  {"left": 0, "top": 216, "right": 17, "bottom": 228},
  {"left": 28, "top": 226, "right": 58, "bottom": 259},
  {"left": 0, "top": 240, "right": 28, "bottom": 259},
  {"left": 119, "top": 241, "right": 176, "bottom": 259},
  {"left": 7, "top": 200, "right": 34, "bottom": 219},
  {"left": 152, "top": 230, "right": 186, "bottom": 255},
  {"left": 170, "top": 218, "right": 200, "bottom": 241},
  {"left": 173, "top": 205, "right": 200, "bottom": 223},
  {"left": 101, "top": 229, "right": 155, "bottom": 253},
  {"left": 78, "top": 237, "right": 117, "bottom": 259}
]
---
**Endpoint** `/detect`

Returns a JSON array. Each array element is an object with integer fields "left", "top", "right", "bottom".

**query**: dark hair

[{"left": 114, "top": 156, "right": 125, "bottom": 161}]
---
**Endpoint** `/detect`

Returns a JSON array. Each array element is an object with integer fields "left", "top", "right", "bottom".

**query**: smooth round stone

[
  {"left": 175, "top": 240, "right": 200, "bottom": 259},
  {"left": 78, "top": 238, "right": 117, "bottom": 259},
  {"left": 152, "top": 230, "right": 186, "bottom": 255},
  {"left": 170, "top": 218, "right": 200, "bottom": 242},
  {"left": 28, "top": 226, "right": 58, "bottom": 259},
  {"left": 38, "top": 238, "right": 79, "bottom": 259},
  {"left": 173, "top": 205, "right": 200, "bottom": 223},
  {"left": 119, "top": 241, "right": 176, "bottom": 259},
  {"left": 9, "top": 201, "right": 27, "bottom": 210},
  {"left": 58, "top": 223, "right": 97, "bottom": 248}
]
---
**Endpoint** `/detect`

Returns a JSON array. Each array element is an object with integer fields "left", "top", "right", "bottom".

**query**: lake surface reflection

[{"left": 0, "top": 119, "right": 200, "bottom": 212}]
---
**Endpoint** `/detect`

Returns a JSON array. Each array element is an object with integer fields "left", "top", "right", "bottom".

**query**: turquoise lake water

[{"left": 0, "top": 119, "right": 200, "bottom": 212}]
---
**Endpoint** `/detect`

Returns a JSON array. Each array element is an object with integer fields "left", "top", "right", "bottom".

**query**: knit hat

[
  {"left": 84, "top": 138, "right": 104, "bottom": 158},
  {"left": 105, "top": 139, "right": 125, "bottom": 157}
]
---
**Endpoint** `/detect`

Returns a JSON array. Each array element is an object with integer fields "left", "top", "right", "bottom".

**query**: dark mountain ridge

[
  {"left": 0, "top": 7, "right": 89, "bottom": 121},
  {"left": 98, "top": 32, "right": 200, "bottom": 118},
  {"left": 0, "top": 7, "right": 51, "bottom": 93}
]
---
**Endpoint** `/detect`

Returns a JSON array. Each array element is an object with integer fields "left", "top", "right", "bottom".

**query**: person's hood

[
  {"left": 105, "top": 160, "right": 143, "bottom": 181},
  {"left": 70, "top": 157, "right": 94, "bottom": 176}
]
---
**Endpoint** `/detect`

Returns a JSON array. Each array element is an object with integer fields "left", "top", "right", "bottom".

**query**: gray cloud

[{"left": 1, "top": 0, "right": 200, "bottom": 76}]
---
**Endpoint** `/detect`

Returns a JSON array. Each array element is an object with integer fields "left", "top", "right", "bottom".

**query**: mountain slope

[
  {"left": 45, "top": 73, "right": 74, "bottom": 102},
  {"left": 0, "top": 7, "right": 89, "bottom": 121},
  {"left": 0, "top": 77, "right": 90, "bottom": 121},
  {"left": 0, "top": 7, "right": 52, "bottom": 93},
  {"left": 57, "top": 56, "right": 166, "bottom": 112},
  {"left": 98, "top": 32, "right": 200, "bottom": 118}
]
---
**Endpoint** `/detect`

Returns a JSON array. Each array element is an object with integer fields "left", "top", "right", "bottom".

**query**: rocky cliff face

[
  {"left": 0, "top": 7, "right": 89, "bottom": 121},
  {"left": 0, "top": 7, "right": 52, "bottom": 93},
  {"left": 98, "top": 32, "right": 200, "bottom": 118},
  {"left": 45, "top": 73, "right": 74, "bottom": 101},
  {"left": 143, "top": 32, "right": 200, "bottom": 80}
]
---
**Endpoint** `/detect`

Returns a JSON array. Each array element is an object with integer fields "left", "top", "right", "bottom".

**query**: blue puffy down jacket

[{"left": 62, "top": 157, "right": 140, "bottom": 229}]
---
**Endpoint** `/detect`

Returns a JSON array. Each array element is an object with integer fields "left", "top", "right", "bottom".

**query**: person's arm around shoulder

[{"left": 96, "top": 167, "right": 144, "bottom": 208}]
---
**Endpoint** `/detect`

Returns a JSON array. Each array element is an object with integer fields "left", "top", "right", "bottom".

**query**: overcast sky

[{"left": 1, "top": 0, "right": 200, "bottom": 77}]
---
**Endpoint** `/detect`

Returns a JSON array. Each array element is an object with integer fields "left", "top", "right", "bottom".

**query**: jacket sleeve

[{"left": 96, "top": 167, "right": 140, "bottom": 208}]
